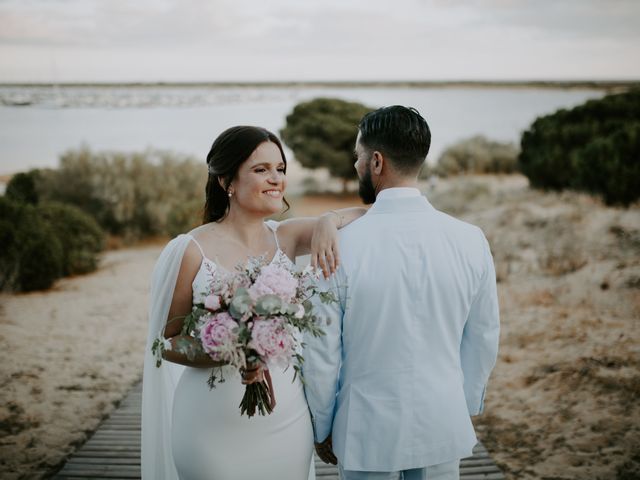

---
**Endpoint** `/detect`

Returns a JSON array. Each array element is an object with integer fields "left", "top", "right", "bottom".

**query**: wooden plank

[
  {"left": 460, "top": 474, "right": 505, "bottom": 480},
  {"left": 54, "top": 381, "right": 505, "bottom": 480},
  {"left": 65, "top": 458, "right": 140, "bottom": 465},
  {"left": 72, "top": 451, "right": 141, "bottom": 459},
  {"left": 60, "top": 465, "right": 140, "bottom": 474}
]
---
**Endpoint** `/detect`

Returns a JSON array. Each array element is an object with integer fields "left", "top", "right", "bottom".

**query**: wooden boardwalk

[{"left": 54, "top": 383, "right": 504, "bottom": 479}]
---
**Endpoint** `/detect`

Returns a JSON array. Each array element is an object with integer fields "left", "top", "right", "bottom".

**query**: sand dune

[{"left": 0, "top": 175, "right": 638, "bottom": 479}]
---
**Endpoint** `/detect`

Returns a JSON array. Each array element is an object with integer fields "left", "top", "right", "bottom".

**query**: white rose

[{"left": 205, "top": 294, "right": 221, "bottom": 311}]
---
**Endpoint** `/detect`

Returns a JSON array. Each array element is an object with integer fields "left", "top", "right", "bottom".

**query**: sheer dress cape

[{"left": 141, "top": 234, "right": 190, "bottom": 480}]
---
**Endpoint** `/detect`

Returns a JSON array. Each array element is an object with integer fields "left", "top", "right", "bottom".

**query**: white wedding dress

[{"left": 142, "top": 222, "right": 314, "bottom": 480}]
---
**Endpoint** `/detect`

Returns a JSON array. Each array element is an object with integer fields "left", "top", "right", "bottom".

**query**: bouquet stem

[{"left": 239, "top": 381, "right": 273, "bottom": 417}]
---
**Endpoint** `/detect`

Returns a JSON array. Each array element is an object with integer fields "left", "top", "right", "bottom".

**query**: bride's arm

[
  {"left": 279, "top": 207, "right": 367, "bottom": 276},
  {"left": 161, "top": 243, "right": 224, "bottom": 369}
]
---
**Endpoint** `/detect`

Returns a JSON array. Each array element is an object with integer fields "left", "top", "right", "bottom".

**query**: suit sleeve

[
  {"left": 302, "top": 267, "right": 345, "bottom": 442},
  {"left": 460, "top": 230, "right": 500, "bottom": 416}
]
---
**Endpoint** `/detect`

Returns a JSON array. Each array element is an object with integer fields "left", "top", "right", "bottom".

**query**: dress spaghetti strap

[
  {"left": 265, "top": 220, "right": 281, "bottom": 251},
  {"left": 187, "top": 234, "right": 207, "bottom": 258}
]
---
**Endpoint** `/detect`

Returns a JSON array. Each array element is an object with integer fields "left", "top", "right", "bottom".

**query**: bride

[{"left": 142, "top": 125, "right": 365, "bottom": 480}]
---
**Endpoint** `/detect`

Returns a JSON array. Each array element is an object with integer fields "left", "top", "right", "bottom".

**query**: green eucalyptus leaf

[
  {"left": 229, "top": 288, "right": 252, "bottom": 319},
  {"left": 254, "top": 294, "right": 283, "bottom": 315},
  {"left": 285, "top": 303, "right": 299, "bottom": 316}
]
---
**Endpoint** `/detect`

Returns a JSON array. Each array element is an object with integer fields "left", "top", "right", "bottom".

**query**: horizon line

[{"left": 0, "top": 79, "right": 638, "bottom": 88}]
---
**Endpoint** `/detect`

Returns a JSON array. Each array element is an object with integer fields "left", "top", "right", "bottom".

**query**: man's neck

[{"left": 375, "top": 177, "right": 419, "bottom": 196}]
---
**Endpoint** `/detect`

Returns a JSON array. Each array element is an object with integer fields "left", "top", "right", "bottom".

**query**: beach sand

[
  {"left": 0, "top": 174, "right": 638, "bottom": 479},
  {"left": 0, "top": 246, "right": 160, "bottom": 479}
]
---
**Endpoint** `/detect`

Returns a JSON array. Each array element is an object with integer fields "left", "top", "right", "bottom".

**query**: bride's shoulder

[{"left": 187, "top": 223, "right": 214, "bottom": 237}]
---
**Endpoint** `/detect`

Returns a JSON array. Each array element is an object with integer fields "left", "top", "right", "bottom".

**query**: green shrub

[
  {"left": 572, "top": 123, "right": 640, "bottom": 206},
  {"left": 5, "top": 170, "right": 40, "bottom": 205},
  {"left": 519, "top": 89, "right": 640, "bottom": 205},
  {"left": 0, "top": 197, "right": 63, "bottom": 292},
  {"left": 39, "top": 202, "right": 106, "bottom": 275},
  {"left": 166, "top": 198, "right": 203, "bottom": 239},
  {"left": 36, "top": 147, "right": 206, "bottom": 240},
  {"left": 280, "top": 98, "right": 373, "bottom": 191},
  {"left": 434, "top": 136, "right": 519, "bottom": 176}
]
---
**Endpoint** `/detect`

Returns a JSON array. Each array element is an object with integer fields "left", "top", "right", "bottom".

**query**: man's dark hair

[{"left": 358, "top": 105, "right": 431, "bottom": 173}]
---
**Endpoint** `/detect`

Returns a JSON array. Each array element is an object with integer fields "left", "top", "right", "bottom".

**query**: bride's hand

[{"left": 311, "top": 213, "right": 340, "bottom": 279}]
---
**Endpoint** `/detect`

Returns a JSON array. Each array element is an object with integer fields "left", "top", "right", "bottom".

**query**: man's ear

[{"left": 372, "top": 151, "right": 384, "bottom": 176}]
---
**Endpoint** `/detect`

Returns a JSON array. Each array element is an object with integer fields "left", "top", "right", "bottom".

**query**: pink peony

[
  {"left": 199, "top": 312, "right": 239, "bottom": 362},
  {"left": 248, "top": 264, "right": 298, "bottom": 303},
  {"left": 248, "top": 317, "right": 295, "bottom": 369},
  {"left": 204, "top": 294, "right": 221, "bottom": 311}
]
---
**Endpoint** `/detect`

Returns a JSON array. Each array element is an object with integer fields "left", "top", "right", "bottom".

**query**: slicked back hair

[{"left": 358, "top": 105, "right": 431, "bottom": 174}]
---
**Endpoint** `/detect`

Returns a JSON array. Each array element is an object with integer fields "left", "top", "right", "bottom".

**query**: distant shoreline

[{"left": 0, "top": 80, "right": 637, "bottom": 90}]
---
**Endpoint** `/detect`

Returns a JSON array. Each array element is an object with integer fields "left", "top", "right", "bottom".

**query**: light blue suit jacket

[{"left": 303, "top": 188, "right": 500, "bottom": 471}]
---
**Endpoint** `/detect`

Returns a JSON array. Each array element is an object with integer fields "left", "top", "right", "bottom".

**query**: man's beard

[{"left": 358, "top": 168, "right": 377, "bottom": 205}]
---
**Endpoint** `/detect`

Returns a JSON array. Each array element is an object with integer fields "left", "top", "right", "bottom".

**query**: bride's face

[{"left": 230, "top": 141, "right": 287, "bottom": 216}]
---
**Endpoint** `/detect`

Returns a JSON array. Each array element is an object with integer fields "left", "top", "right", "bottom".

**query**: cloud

[{"left": 0, "top": 0, "right": 638, "bottom": 81}]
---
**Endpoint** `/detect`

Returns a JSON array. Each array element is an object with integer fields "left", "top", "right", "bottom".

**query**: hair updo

[{"left": 203, "top": 126, "right": 288, "bottom": 223}]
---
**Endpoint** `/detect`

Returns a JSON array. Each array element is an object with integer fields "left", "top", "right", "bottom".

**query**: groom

[{"left": 303, "top": 106, "right": 500, "bottom": 479}]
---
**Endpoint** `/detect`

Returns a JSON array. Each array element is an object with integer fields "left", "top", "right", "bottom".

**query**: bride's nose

[{"left": 267, "top": 170, "right": 282, "bottom": 184}]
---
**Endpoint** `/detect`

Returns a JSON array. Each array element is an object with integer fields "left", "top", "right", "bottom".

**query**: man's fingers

[
  {"left": 316, "top": 449, "right": 334, "bottom": 465},
  {"left": 319, "top": 449, "right": 337, "bottom": 465},
  {"left": 315, "top": 437, "right": 337, "bottom": 465}
]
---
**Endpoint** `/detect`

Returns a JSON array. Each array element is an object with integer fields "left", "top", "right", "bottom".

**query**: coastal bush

[
  {"left": 519, "top": 89, "right": 640, "bottom": 206},
  {"left": 281, "top": 98, "right": 373, "bottom": 192},
  {"left": 39, "top": 202, "right": 106, "bottom": 275},
  {"left": 166, "top": 198, "right": 203, "bottom": 238},
  {"left": 434, "top": 136, "right": 519, "bottom": 176},
  {"left": 5, "top": 170, "right": 40, "bottom": 205},
  {"left": 572, "top": 123, "right": 640, "bottom": 206},
  {"left": 36, "top": 147, "right": 206, "bottom": 240},
  {"left": 0, "top": 197, "right": 63, "bottom": 292}
]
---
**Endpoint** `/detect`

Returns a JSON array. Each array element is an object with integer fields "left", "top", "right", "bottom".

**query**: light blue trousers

[{"left": 339, "top": 459, "right": 459, "bottom": 480}]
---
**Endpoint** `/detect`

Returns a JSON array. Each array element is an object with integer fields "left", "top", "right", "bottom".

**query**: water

[{"left": 0, "top": 85, "right": 605, "bottom": 176}]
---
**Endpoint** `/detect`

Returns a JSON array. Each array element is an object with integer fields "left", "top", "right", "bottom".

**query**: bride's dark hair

[{"left": 203, "top": 126, "right": 289, "bottom": 223}]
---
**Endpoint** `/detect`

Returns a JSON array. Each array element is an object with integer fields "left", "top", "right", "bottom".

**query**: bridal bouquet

[{"left": 152, "top": 256, "right": 335, "bottom": 417}]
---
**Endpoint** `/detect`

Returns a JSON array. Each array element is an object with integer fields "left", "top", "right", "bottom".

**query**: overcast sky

[{"left": 1, "top": 0, "right": 639, "bottom": 83}]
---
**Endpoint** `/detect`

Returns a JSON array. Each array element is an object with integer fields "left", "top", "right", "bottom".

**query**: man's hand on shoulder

[{"left": 314, "top": 435, "right": 337, "bottom": 465}]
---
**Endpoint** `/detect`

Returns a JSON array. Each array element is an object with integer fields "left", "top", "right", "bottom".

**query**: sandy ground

[
  {"left": 0, "top": 175, "right": 638, "bottom": 479},
  {"left": 0, "top": 246, "right": 160, "bottom": 479},
  {"left": 428, "top": 176, "right": 640, "bottom": 479}
]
